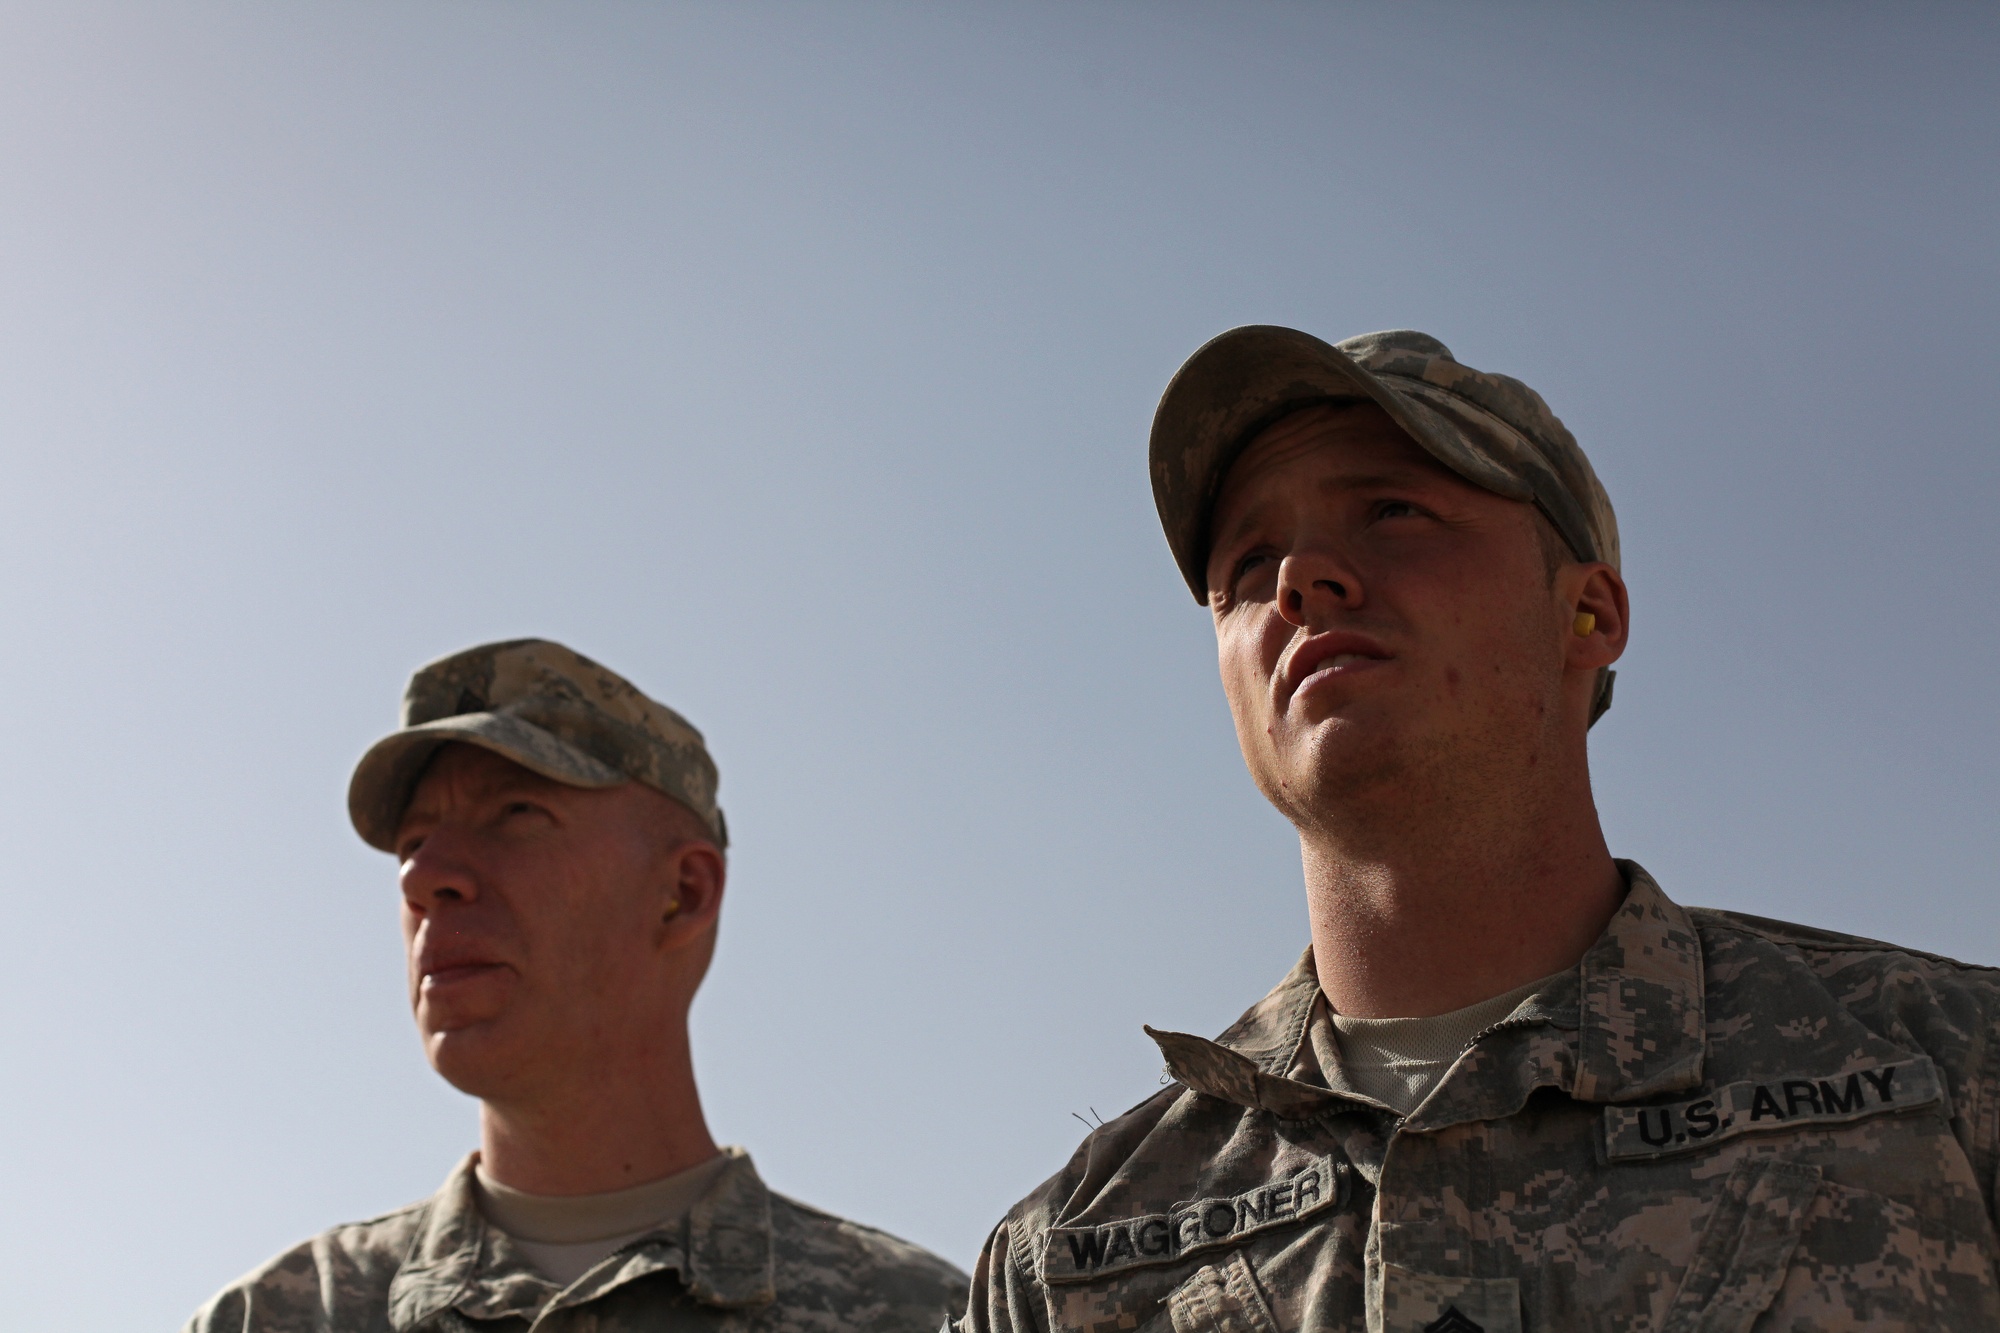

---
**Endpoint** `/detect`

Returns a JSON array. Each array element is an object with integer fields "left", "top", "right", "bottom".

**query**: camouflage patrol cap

[
  {"left": 348, "top": 638, "right": 727, "bottom": 852},
  {"left": 1150, "top": 325, "right": 1621, "bottom": 722}
]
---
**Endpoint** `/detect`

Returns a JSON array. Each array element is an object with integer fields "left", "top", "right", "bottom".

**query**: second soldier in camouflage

[{"left": 187, "top": 639, "right": 967, "bottom": 1333}]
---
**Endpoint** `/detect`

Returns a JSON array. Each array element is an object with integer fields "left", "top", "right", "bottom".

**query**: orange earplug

[{"left": 1573, "top": 612, "right": 1597, "bottom": 637}]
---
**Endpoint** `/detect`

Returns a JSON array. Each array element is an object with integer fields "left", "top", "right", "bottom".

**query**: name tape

[
  {"left": 1041, "top": 1155, "right": 1345, "bottom": 1284},
  {"left": 1604, "top": 1056, "right": 1943, "bottom": 1162}
]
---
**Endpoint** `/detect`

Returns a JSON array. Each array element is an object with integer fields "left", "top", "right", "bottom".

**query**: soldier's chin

[
  {"left": 1261, "top": 719, "right": 1408, "bottom": 803},
  {"left": 420, "top": 1023, "right": 520, "bottom": 1097}
]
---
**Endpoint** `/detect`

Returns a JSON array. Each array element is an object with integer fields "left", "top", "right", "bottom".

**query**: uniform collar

[
  {"left": 1146, "top": 860, "right": 1705, "bottom": 1117},
  {"left": 386, "top": 1146, "right": 777, "bottom": 1330},
  {"left": 1571, "top": 861, "right": 1706, "bottom": 1102}
]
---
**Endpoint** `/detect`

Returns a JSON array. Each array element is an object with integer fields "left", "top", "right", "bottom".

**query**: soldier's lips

[
  {"left": 1280, "top": 633, "right": 1394, "bottom": 705},
  {"left": 422, "top": 962, "right": 510, "bottom": 993},
  {"left": 1301, "top": 653, "right": 1387, "bottom": 679}
]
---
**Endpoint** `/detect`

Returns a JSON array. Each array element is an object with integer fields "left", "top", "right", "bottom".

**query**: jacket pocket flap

[{"left": 1662, "top": 1155, "right": 1823, "bottom": 1333}]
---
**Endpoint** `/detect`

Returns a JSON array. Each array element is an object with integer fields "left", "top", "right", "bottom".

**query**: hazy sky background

[{"left": 0, "top": 3, "right": 1994, "bottom": 1327}]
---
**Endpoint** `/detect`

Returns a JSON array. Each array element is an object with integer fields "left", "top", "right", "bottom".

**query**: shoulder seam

[
  {"left": 767, "top": 1193, "right": 964, "bottom": 1270},
  {"left": 770, "top": 1192, "right": 919, "bottom": 1243},
  {"left": 1690, "top": 908, "right": 2000, "bottom": 973},
  {"left": 321, "top": 1197, "right": 430, "bottom": 1235}
]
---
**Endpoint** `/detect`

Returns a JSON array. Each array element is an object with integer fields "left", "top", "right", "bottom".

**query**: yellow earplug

[{"left": 1573, "top": 612, "right": 1596, "bottom": 637}]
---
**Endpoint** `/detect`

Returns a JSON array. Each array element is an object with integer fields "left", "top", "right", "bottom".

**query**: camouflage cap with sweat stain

[
  {"left": 1150, "top": 325, "right": 1621, "bottom": 723},
  {"left": 347, "top": 638, "right": 727, "bottom": 852}
]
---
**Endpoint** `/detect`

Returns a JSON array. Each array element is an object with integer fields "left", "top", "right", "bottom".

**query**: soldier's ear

[
  {"left": 659, "top": 842, "right": 724, "bottom": 947},
  {"left": 1563, "top": 564, "right": 1627, "bottom": 669}
]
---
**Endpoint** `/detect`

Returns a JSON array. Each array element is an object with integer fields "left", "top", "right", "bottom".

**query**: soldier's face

[
  {"left": 393, "top": 744, "right": 708, "bottom": 1101},
  {"left": 1205, "top": 403, "right": 1581, "bottom": 821}
]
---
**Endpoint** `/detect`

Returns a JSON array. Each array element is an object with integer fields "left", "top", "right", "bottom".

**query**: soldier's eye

[
  {"left": 1234, "top": 552, "right": 1273, "bottom": 584},
  {"left": 1376, "top": 500, "right": 1420, "bottom": 519}
]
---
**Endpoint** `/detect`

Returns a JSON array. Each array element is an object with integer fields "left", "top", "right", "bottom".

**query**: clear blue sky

[{"left": 0, "top": 4, "right": 1993, "bottom": 1328}]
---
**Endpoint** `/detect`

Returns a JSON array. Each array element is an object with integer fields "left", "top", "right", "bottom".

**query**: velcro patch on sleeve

[
  {"left": 1040, "top": 1155, "right": 1346, "bottom": 1283},
  {"left": 1603, "top": 1056, "right": 1943, "bottom": 1162}
]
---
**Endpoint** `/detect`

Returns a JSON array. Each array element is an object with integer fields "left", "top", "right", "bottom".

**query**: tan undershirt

[
  {"left": 474, "top": 1153, "right": 729, "bottom": 1287},
  {"left": 1326, "top": 972, "right": 1560, "bottom": 1116}
]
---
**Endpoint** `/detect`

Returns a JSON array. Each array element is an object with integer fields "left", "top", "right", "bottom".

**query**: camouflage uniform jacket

[
  {"left": 956, "top": 863, "right": 2000, "bottom": 1333},
  {"left": 188, "top": 1146, "right": 968, "bottom": 1333}
]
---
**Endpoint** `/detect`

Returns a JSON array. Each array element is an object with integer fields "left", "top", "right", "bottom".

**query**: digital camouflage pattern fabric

[
  {"left": 186, "top": 1147, "right": 968, "bottom": 1333},
  {"left": 953, "top": 864, "right": 2000, "bottom": 1332},
  {"left": 348, "top": 638, "right": 728, "bottom": 852}
]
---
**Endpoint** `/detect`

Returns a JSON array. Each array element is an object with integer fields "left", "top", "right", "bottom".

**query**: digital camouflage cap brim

[
  {"left": 347, "top": 638, "right": 727, "bottom": 851},
  {"left": 1149, "top": 325, "right": 1621, "bottom": 724}
]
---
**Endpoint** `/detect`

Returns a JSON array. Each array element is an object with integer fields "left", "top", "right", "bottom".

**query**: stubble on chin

[{"left": 1257, "top": 716, "right": 1413, "bottom": 835}]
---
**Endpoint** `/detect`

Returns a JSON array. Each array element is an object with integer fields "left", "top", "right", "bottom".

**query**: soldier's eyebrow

[
  {"left": 1319, "top": 470, "right": 1426, "bottom": 492},
  {"left": 1209, "top": 501, "right": 1280, "bottom": 559},
  {"left": 1328, "top": 470, "right": 1424, "bottom": 486},
  {"left": 1214, "top": 468, "right": 1448, "bottom": 546}
]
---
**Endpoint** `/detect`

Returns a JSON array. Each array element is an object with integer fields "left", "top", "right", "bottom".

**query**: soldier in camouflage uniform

[
  {"left": 955, "top": 328, "right": 2000, "bottom": 1332},
  {"left": 187, "top": 639, "right": 967, "bottom": 1333}
]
